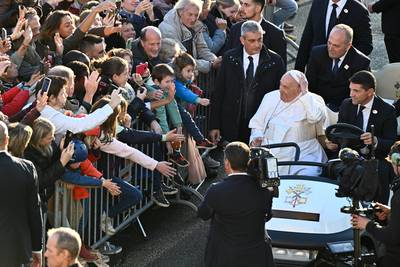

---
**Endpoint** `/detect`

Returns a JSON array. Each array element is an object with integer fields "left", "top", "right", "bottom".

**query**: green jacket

[{"left": 148, "top": 84, "right": 182, "bottom": 133}]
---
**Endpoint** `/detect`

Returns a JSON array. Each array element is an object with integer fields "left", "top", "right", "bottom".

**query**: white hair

[{"left": 174, "top": 0, "right": 203, "bottom": 12}]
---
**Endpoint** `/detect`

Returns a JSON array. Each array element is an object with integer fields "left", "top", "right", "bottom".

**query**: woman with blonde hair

[
  {"left": 25, "top": 118, "right": 74, "bottom": 204},
  {"left": 7, "top": 123, "right": 33, "bottom": 158}
]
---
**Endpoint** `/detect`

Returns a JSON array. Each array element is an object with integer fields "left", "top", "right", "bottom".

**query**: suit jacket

[
  {"left": 198, "top": 174, "right": 274, "bottom": 267},
  {"left": 295, "top": 0, "right": 373, "bottom": 72},
  {"left": 306, "top": 45, "right": 370, "bottom": 110},
  {"left": 210, "top": 46, "right": 285, "bottom": 142},
  {"left": 338, "top": 97, "right": 397, "bottom": 159},
  {"left": 372, "top": 0, "right": 400, "bottom": 36},
  {"left": 224, "top": 18, "right": 287, "bottom": 66},
  {"left": 0, "top": 151, "right": 43, "bottom": 266}
]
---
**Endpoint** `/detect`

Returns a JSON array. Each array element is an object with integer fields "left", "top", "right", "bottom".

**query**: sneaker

[
  {"left": 196, "top": 139, "right": 217, "bottom": 149},
  {"left": 100, "top": 213, "right": 116, "bottom": 236},
  {"left": 152, "top": 190, "right": 170, "bottom": 207},
  {"left": 170, "top": 173, "right": 185, "bottom": 186},
  {"left": 203, "top": 155, "right": 221, "bottom": 168},
  {"left": 98, "top": 241, "right": 122, "bottom": 255},
  {"left": 79, "top": 244, "right": 99, "bottom": 262},
  {"left": 283, "top": 22, "right": 295, "bottom": 33},
  {"left": 169, "top": 151, "right": 190, "bottom": 167},
  {"left": 91, "top": 250, "right": 110, "bottom": 263},
  {"left": 161, "top": 182, "right": 178, "bottom": 195}
]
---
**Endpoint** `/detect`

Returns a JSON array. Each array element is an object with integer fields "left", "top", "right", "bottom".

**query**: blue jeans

[
  {"left": 107, "top": 177, "right": 142, "bottom": 218},
  {"left": 178, "top": 104, "right": 204, "bottom": 142},
  {"left": 272, "top": 0, "right": 298, "bottom": 27}
]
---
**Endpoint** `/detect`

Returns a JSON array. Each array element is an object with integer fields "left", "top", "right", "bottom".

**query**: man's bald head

[
  {"left": 140, "top": 26, "right": 162, "bottom": 59},
  {"left": 0, "top": 121, "right": 9, "bottom": 150}
]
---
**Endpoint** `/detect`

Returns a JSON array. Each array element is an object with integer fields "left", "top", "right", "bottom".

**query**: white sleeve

[
  {"left": 248, "top": 94, "right": 270, "bottom": 144},
  {"left": 50, "top": 104, "right": 113, "bottom": 135},
  {"left": 99, "top": 138, "right": 158, "bottom": 171},
  {"left": 299, "top": 93, "right": 326, "bottom": 124}
]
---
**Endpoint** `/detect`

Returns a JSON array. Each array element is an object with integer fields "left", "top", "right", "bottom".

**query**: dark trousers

[
  {"left": 384, "top": 35, "right": 400, "bottom": 63},
  {"left": 108, "top": 177, "right": 142, "bottom": 217},
  {"left": 178, "top": 104, "right": 204, "bottom": 142}
]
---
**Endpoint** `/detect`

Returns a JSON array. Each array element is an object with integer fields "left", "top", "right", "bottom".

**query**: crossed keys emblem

[{"left": 285, "top": 184, "right": 312, "bottom": 208}]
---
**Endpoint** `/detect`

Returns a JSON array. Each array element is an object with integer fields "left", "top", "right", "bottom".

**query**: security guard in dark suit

[
  {"left": 326, "top": 71, "right": 397, "bottom": 203},
  {"left": 0, "top": 121, "right": 43, "bottom": 267},
  {"left": 198, "top": 142, "right": 274, "bottom": 267}
]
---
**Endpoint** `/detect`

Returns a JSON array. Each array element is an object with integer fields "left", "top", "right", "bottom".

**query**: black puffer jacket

[{"left": 24, "top": 142, "right": 65, "bottom": 204}]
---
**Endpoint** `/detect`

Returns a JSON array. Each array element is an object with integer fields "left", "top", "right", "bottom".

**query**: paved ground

[{"left": 104, "top": 2, "right": 389, "bottom": 266}]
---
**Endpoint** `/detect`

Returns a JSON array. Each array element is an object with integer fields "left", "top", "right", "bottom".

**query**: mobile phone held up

[
  {"left": 1, "top": 28, "right": 7, "bottom": 40},
  {"left": 41, "top": 77, "right": 52, "bottom": 93},
  {"left": 64, "top": 130, "right": 74, "bottom": 149},
  {"left": 136, "top": 62, "right": 148, "bottom": 76}
]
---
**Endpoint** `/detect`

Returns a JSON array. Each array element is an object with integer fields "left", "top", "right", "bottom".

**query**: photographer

[
  {"left": 198, "top": 142, "right": 274, "bottom": 267},
  {"left": 351, "top": 141, "right": 400, "bottom": 267}
]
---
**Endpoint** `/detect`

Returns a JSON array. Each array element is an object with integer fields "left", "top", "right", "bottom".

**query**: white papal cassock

[{"left": 249, "top": 90, "right": 328, "bottom": 176}]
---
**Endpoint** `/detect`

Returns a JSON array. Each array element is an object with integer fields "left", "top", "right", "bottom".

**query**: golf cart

[{"left": 265, "top": 123, "right": 379, "bottom": 266}]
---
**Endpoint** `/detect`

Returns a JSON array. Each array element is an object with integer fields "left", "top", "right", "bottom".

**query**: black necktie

[
  {"left": 327, "top": 3, "right": 338, "bottom": 37},
  {"left": 245, "top": 56, "right": 254, "bottom": 88},
  {"left": 355, "top": 105, "right": 365, "bottom": 130},
  {"left": 332, "top": 58, "right": 340, "bottom": 74}
]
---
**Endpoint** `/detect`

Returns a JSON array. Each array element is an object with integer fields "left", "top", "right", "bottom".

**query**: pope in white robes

[{"left": 249, "top": 70, "right": 328, "bottom": 176}]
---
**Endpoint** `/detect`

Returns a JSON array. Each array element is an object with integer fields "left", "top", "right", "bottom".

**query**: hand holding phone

[
  {"left": 1, "top": 28, "right": 7, "bottom": 40},
  {"left": 41, "top": 77, "right": 52, "bottom": 93},
  {"left": 135, "top": 62, "right": 148, "bottom": 76}
]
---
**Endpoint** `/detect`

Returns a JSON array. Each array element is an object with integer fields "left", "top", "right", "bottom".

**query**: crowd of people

[{"left": 0, "top": 0, "right": 399, "bottom": 266}]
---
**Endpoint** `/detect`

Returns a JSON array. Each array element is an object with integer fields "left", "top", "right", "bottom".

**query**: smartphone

[
  {"left": 1, "top": 28, "right": 7, "bottom": 40},
  {"left": 64, "top": 130, "right": 74, "bottom": 149},
  {"left": 136, "top": 62, "right": 148, "bottom": 76},
  {"left": 41, "top": 77, "right": 52, "bottom": 93}
]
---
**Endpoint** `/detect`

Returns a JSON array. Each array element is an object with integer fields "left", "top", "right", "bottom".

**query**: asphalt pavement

[{"left": 105, "top": 1, "right": 389, "bottom": 266}]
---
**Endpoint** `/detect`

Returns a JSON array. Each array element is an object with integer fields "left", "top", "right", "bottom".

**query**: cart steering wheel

[{"left": 325, "top": 123, "right": 365, "bottom": 149}]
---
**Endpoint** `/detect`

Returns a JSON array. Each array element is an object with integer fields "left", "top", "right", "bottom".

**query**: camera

[
  {"left": 332, "top": 148, "right": 380, "bottom": 202},
  {"left": 248, "top": 147, "right": 280, "bottom": 191},
  {"left": 97, "top": 76, "right": 119, "bottom": 96}
]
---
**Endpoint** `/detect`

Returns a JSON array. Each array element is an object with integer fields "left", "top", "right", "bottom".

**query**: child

[
  {"left": 171, "top": 53, "right": 217, "bottom": 150},
  {"left": 150, "top": 64, "right": 190, "bottom": 167},
  {"left": 62, "top": 139, "right": 142, "bottom": 237},
  {"left": 171, "top": 53, "right": 220, "bottom": 168}
]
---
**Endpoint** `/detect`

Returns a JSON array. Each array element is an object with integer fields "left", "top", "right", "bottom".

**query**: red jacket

[
  {"left": 72, "top": 158, "right": 103, "bottom": 200},
  {"left": 1, "top": 86, "right": 29, "bottom": 117}
]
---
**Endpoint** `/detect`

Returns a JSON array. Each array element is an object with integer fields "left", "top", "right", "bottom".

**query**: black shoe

[
  {"left": 169, "top": 173, "right": 185, "bottom": 186},
  {"left": 169, "top": 152, "right": 190, "bottom": 167},
  {"left": 161, "top": 182, "right": 178, "bottom": 195},
  {"left": 152, "top": 190, "right": 170, "bottom": 207}
]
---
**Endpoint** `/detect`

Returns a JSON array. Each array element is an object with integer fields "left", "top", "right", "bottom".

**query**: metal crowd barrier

[{"left": 50, "top": 70, "right": 218, "bottom": 250}]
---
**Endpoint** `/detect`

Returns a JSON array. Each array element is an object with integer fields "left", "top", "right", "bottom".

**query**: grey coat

[{"left": 159, "top": 9, "right": 217, "bottom": 73}]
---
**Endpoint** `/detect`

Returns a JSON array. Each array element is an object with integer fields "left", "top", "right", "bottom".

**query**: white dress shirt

[
  {"left": 325, "top": 0, "right": 348, "bottom": 36},
  {"left": 358, "top": 96, "right": 374, "bottom": 132},
  {"left": 243, "top": 48, "right": 260, "bottom": 78}
]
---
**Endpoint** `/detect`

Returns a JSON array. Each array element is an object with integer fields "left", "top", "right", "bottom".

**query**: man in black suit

[
  {"left": 368, "top": 0, "right": 400, "bottom": 63},
  {"left": 224, "top": 0, "right": 287, "bottom": 66},
  {"left": 295, "top": 0, "right": 372, "bottom": 72},
  {"left": 306, "top": 24, "right": 370, "bottom": 111},
  {"left": 326, "top": 71, "right": 397, "bottom": 203},
  {"left": 209, "top": 21, "right": 285, "bottom": 143},
  {"left": 0, "top": 121, "right": 43, "bottom": 267},
  {"left": 198, "top": 142, "right": 274, "bottom": 267}
]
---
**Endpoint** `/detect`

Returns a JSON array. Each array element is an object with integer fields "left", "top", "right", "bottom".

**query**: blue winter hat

[{"left": 69, "top": 139, "right": 88, "bottom": 164}]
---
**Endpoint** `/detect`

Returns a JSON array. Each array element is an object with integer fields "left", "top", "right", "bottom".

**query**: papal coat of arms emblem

[{"left": 285, "top": 184, "right": 312, "bottom": 208}]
